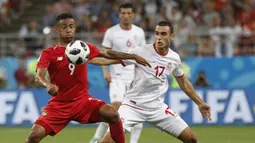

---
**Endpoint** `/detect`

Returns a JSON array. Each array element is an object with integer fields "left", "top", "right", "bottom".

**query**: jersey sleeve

[
  {"left": 172, "top": 53, "right": 184, "bottom": 77},
  {"left": 86, "top": 43, "right": 100, "bottom": 59},
  {"left": 139, "top": 29, "right": 146, "bottom": 46},
  {"left": 172, "top": 63, "right": 184, "bottom": 77},
  {"left": 36, "top": 50, "right": 51, "bottom": 71},
  {"left": 102, "top": 29, "right": 112, "bottom": 48}
]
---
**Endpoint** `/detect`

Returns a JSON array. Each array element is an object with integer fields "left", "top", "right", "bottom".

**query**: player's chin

[
  {"left": 124, "top": 21, "right": 130, "bottom": 24},
  {"left": 64, "top": 37, "right": 74, "bottom": 42}
]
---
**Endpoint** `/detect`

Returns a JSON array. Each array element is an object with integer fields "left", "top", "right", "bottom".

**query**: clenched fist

[{"left": 46, "top": 83, "right": 59, "bottom": 96}]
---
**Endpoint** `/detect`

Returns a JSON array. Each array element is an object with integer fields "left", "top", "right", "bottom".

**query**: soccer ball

[{"left": 65, "top": 40, "right": 90, "bottom": 64}]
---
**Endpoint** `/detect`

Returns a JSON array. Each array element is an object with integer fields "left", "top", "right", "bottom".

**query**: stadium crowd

[
  {"left": 0, "top": 0, "right": 31, "bottom": 24},
  {"left": 1, "top": 0, "right": 255, "bottom": 57}
]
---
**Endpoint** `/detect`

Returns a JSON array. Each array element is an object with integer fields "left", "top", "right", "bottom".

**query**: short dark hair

[
  {"left": 119, "top": 3, "right": 135, "bottom": 12},
  {"left": 157, "top": 21, "right": 174, "bottom": 33},
  {"left": 56, "top": 13, "right": 75, "bottom": 23}
]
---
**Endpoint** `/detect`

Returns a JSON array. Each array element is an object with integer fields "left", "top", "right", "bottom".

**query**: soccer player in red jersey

[{"left": 24, "top": 13, "right": 151, "bottom": 143}]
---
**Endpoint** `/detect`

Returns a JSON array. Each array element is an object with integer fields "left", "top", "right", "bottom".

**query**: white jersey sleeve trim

[
  {"left": 176, "top": 73, "right": 184, "bottom": 78},
  {"left": 172, "top": 63, "right": 184, "bottom": 77}
]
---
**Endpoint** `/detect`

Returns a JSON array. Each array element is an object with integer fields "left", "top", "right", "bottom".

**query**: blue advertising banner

[
  {"left": 0, "top": 88, "right": 254, "bottom": 126},
  {"left": 185, "top": 56, "right": 255, "bottom": 88},
  {"left": 168, "top": 89, "right": 255, "bottom": 125}
]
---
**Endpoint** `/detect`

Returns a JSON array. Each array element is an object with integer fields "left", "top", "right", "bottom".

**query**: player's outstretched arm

[
  {"left": 175, "top": 75, "right": 212, "bottom": 121},
  {"left": 98, "top": 48, "right": 151, "bottom": 67},
  {"left": 88, "top": 57, "right": 120, "bottom": 65},
  {"left": 35, "top": 68, "right": 58, "bottom": 96}
]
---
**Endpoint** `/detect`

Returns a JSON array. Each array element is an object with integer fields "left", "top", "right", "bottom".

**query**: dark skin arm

[
  {"left": 35, "top": 68, "right": 58, "bottom": 96},
  {"left": 88, "top": 57, "right": 120, "bottom": 65},
  {"left": 175, "top": 75, "right": 212, "bottom": 121},
  {"left": 98, "top": 48, "right": 151, "bottom": 67}
]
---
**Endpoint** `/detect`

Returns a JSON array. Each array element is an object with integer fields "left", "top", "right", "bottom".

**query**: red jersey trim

[
  {"left": 36, "top": 65, "right": 49, "bottom": 72},
  {"left": 36, "top": 65, "right": 49, "bottom": 69},
  {"left": 176, "top": 74, "right": 184, "bottom": 78},
  {"left": 153, "top": 43, "right": 168, "bottom": 56},
  {"left": 120, "top": 60, "right": 126, "bottom": 67},
  {"left": 121, "top": 104, "right": 144, "bottom": 110}
]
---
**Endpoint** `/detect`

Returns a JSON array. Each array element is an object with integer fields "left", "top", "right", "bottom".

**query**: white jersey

[
  {"left": 121, "top": 44, "right": 184, "bottom": 110},
  {"left": 102, "top": 24, "right": 146, "bottom": 80}
]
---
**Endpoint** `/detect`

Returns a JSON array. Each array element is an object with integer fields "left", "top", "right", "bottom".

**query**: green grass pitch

[{"left": 0, "top": 126, "right": 254, "bottom": 143}]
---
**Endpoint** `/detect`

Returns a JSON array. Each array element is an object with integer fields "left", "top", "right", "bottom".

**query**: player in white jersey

[
  {"left": 90, "top": 3, "right": 146, "bottom": 143},
  {"left": 99, "top": 21, "right": 212, "bottom": 143}
]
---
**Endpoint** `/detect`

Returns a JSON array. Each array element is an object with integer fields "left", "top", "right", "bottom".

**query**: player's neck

[
  {"left": 154, "top": 44, "right": 168, "bottom": 56},
  {"left": 120, "top": 23, "right": 132, "bottom": 30},
  {"left": 158, "top": 47, "right": 168, "bottom": 55},
  {"left": 58, "top": 40, "right": 69, "bottom": 47}
]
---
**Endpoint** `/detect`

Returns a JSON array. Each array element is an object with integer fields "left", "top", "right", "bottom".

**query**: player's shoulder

[
  {"left": 41, "top": 45, "right": 59, "bottom": 53},
  {"left": 84, "top": 42, "right": 98, "bottom": 49},
  {"left": 133, "top": 43, "right": 153, "bottom": 55},
  {"left": 168, "top": 49, "right": 181, "bottom": 63},
  {"left": 132, "top": 24, "right": 143, "bottom": 30},
  {"left": 106, "top": 24, "right": 120, "bottom": 32},
  {"left": 131, "top": 24, "right": 144, "bottom": 32},
  {"left": 85, "top": 42, "right": 94, "bottom": 46},
  {"left": 144, "top": 43, "right": 154, "bottom": 49}
]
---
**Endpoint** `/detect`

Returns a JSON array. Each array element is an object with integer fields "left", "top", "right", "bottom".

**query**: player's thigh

[
  {"left": 74, "top": 98, "right": 107, "bottom": 123},
  {"left": 148, "top": 104, "right": 188, "bottom": 138},
  {"left": 118, "top": 104, "right": 146, "bottom": 132},
  {"left": 34, "top": 105, "right": 71, "bottom": 136},
  {"left": 109, "top": 80, "right": 127, "bottom": 103}
]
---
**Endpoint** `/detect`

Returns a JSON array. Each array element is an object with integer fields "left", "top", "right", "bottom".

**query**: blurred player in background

[
  {"left": 90, "top": 3, "right": 146, "bottom": 143},
  {"left": 24, "top": 13, "right": 151, "bottom": 143},
  {"left": 100, "top": 21, "right": 212, "bottom": 143}
]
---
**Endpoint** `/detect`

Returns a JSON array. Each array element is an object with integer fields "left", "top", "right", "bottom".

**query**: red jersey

[{"left": 37, "top": 43, "right": 100, "bottom": 102}]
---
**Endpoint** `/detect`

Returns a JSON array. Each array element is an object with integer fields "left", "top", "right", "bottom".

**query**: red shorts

[{"left": 34, "top": 96, "right": 106, "bottom": 136}]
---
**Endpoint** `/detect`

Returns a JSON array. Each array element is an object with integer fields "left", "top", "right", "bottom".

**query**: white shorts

[
  {"left": 109, "top": 79, "right": 131, "bottom": 103},
  {"left": 118, "top": 103, "right": 188, "bottom": 137}
]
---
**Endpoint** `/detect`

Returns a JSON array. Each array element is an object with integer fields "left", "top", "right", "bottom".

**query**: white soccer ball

[{"left": 65, "top": 40, "right": 90, "bottom": 64}]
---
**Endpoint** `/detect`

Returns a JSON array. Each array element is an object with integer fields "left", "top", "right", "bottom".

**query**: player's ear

[
  {"left": 170, "top": 33, "right": 175, "bottom": 40},
  {"left": 132, "top": 11, "right": 136, "bottom": 18},
  {"left": 74, "top": 24, "right": 77, "bottom": 32}
]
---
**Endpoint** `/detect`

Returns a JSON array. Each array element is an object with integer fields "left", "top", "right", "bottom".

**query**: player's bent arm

[
  {"left": 175, "top": 75, "right": 205, "bottom": 105},
  {"left": 88, "top": 57, "right": 120, "bottom": 65},
  {"left": 98, "top": 48, "right": 137, "bottom": 60},
  {"left": 98, "top": 48, "right": 151, "bottom": 67},
  {"left": 35, "top": 68, "right": 51, "bottom": 88}
]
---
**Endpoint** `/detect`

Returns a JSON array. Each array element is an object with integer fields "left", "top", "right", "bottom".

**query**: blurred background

[{"left": 0, "top": 0, "right": 255, "bottom": 143}]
